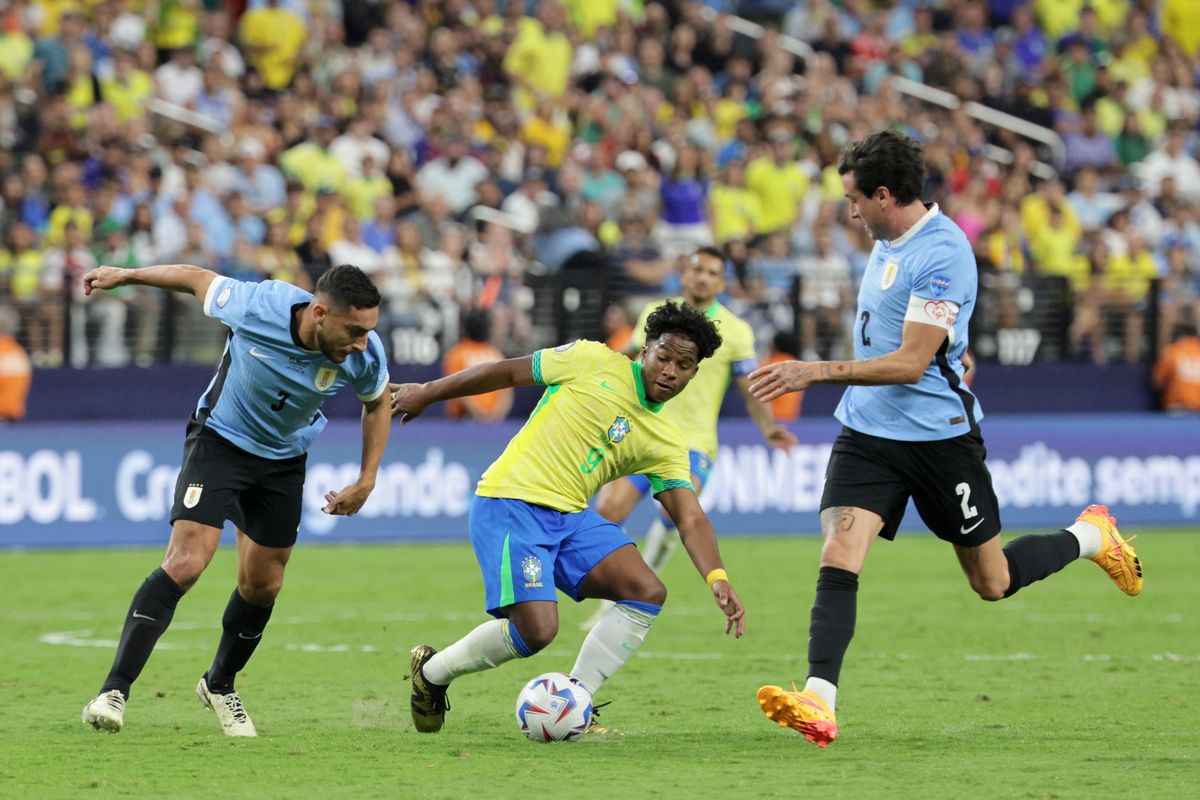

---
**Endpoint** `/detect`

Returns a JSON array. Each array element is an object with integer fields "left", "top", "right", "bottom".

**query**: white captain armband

[{"left": 904, "top": 295, "right": 960, "bottom": 344}]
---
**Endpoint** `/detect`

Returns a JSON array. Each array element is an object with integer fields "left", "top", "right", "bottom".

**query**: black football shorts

[
  {"left": 820, "top": 426, "right": 1002, "bottom": 546},
  {"left": 170, "top": 416, "right": 307, "bottom": 548}
]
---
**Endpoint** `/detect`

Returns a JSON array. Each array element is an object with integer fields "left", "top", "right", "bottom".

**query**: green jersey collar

[
  {"left": 631, "top": 360, "right": 665, "bottom": 413},
  {"left": 674, "top": 295, "right": 721, "bottom": 319}
]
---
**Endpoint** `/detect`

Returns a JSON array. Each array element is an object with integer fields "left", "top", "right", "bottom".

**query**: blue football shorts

[{"left": 469, "top": 495, "right": 634, "bottom": 618}]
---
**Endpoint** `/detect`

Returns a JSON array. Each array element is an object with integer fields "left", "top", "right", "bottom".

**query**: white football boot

[
  {"left": 82, "top": 690, "right": 126, "bottom": 732},
  {"left": 196, "top": 677, "right": 258, "bottom": 737}
]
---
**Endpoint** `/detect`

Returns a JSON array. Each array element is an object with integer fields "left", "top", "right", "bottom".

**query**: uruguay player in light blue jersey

[
  {"left": 80, "top": 263, "right": 391, "bottom": 737},
  {"left": 746, "top": 131, "right": 1143, "bottom": 747}
]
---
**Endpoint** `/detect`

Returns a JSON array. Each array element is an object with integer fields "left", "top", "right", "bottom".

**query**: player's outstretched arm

[
  {"left": 389, "top": 355, "right": 536, "bottom": 423},
  {"left": 322, "top": 394, "right": 391, "bottom": 515},
  {"left": 734, "top": 376, "right": 798, "bottom": 451},
  {"left": 82, "top": 264, "right": 219, "bottom": 301},
  {"left": 748, "top": 321, "right": 948, "bottom": 402},
  {"left": 657, "top": 487, "right": 746, "bottom": 637}
]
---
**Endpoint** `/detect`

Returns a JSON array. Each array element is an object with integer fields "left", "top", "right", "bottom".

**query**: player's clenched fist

[{"left": 82, "top": 266, "right": 128, "bottom": 295}]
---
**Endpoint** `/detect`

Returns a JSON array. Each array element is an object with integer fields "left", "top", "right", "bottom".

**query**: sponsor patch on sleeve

[{"left": 929, "top": 273, "right": 952, "bottom": 298}]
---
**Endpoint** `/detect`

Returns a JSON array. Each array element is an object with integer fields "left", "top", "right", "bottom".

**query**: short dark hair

[
  {"left": 463, "top": 308, "right": 491, "bottom": 342},
  {"left": 837, "top": 130, "right": 926, "bottom": 205},
  {"left": 315, "top": 264, "right": 381, "bottom": 310},
  {"left": 643, "top": 300, "right": 722, "bottom": 361},
  {"left": 692, "top": 245, "right": 726, "bottom": 264}
]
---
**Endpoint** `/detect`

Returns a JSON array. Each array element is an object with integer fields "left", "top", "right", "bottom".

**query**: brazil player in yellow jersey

[
  {"left": 584, "top": 247, "right": 796, "bottom": 628},
  {"left": 389, "top": 301, "right": 746, "bottom": 734}
]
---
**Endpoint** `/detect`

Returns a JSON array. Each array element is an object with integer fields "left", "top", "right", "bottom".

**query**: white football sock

[
  {"left": 1067, "top": 519, "right": 1102, "bottom": 559},
  {"left": 804, "top": 676, "right": 837, "bottom": 713},
  {"left": 571, "top": 601, "right": 659, "bottom": 694},
  {"left": 422, "top": 619, "right": 525, "bottom": 686},
  {"left": 642, "top": 519, "right": 678, "bottom": 573}
]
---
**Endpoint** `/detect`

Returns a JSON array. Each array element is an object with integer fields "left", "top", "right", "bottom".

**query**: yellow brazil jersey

[
  {"left": 475, "top": 341, "right": 693, "bottom": 513},
  {"left": 631, "top": 299, "right": 758, "bottom": 460}
]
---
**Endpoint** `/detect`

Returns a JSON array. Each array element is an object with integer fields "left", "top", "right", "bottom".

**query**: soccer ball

[{"left": 515, "top": 672, "right": 593, "bottom": 742}]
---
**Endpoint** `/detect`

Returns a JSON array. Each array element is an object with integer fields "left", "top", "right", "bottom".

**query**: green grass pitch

[{"left": 2, "top": 530, "right": 1197, "bottom": 799}]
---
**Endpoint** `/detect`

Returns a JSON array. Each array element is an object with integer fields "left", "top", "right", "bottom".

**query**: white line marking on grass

[
  {"left": 964, "top": 653, "right": 1036, "bottom": 661},
  {"left": 39, "top": 630, "right": 193, "bottom": 650},
  {"left": 284, "top": 643, "right": 380, "bottom": 653}
]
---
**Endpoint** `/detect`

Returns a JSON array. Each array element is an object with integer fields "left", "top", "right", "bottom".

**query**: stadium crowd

[{"left": 0, "top": 0, "right": 1197, "bottom": 372}]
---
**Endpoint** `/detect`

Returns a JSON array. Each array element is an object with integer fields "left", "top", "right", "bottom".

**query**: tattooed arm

[{"left": 747, "top": 321, "right": 948, "bottom": 401}]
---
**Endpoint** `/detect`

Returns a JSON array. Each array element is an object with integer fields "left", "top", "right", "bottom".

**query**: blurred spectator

[
  {"left": 442, "top": 308, "right": 513, "bottom": 423},
  {"left": 0, "top": 304, "right": 32, "bottom": 422},
  {"left": 760, "top": 330, "right": 804, "bottom": 423},
  {"left": 746, "top": 126, "right": 809, "bottom": 234},
  {"left": 329, "top": 217, "right": 383, "bottom": 276},
  {"left": 0, "top": 0, "right": 1193, "bottom": 376},
  {"left": 602, "top": 302, "right": 634, "bottom": 354},
  {"left": 796, "top": 228, "right": 852, "bottom": 360},
  {"left": 656, "top": 144, "right": 712, "bottom": 258},
  {"left": 1136, "top": 125, "right": 1200, "bottom": 201},
  {"left": 1067, "top": 167, "right": 1123, "bottom": 233},
  {"left": 708, "top": 158, "right": 762, "bottom": 246},
  {"left": 1152, "top": 320, "right": 1200, "bottom": 411},
  {"left": 415, "top": 132, "right": 488, "bottom": 215},
  {"left": 281, "top": 117, "right": 346, "bottom": 194},
  {"left": 239, "top": 0, "right": 307, "bottom": 90}
]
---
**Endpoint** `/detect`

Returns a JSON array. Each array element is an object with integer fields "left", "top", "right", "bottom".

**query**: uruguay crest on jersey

[
  {"left": 607, "top": 416, "right": 631, "bottom": 444},
  {"left": 314, "top": 365, "right": 338, "bottom": 391},
  {"left": 881, "top": 258, "right": 899, "bottom": 290}
]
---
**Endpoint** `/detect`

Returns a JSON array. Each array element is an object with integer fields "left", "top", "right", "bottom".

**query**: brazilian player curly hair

[{"left": 643, "top": 300, "right": 723, "bottom": 361}]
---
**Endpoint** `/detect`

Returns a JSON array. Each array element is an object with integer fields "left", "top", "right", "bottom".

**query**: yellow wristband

[{"left": 705, "top": 568, "right": 729, "bottom": 587}]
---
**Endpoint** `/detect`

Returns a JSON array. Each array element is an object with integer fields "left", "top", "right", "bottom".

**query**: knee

[
  {"left": 160, "top": 550, "right": 209, "bottom": 590},
  {"left": 624, "top": 574, "right": 667, "bottom": 607},
  {"left": 971, "top": 576, "right": 1009, "bottom": 602},
  {"left": 513, "top": 616, "right": 558, "bottom": 653},
  {"left": 238, "top": 578, "right": 283, "bottom": 607}
]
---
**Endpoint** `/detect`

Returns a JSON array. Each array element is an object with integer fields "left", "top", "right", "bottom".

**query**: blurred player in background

[
  {"left": 750, "top": 131, "right": 1143, "bottom": 747},
  {"left": 390, "top": 301, "right": 746, "bottom": 734},
  {"left": 80, "top": 263, "right": 391, "bottom": 737},
  {"left": 583, "top": 247, "right": 796, "bottom": 629}
]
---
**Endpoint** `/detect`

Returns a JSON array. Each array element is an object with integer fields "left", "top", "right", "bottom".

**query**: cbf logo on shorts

[
  {"left": 930, "top": 273, "right": 952, "bottom": 298},
  {"left": 607, "top": 416, "right": 631, "bottom": 444},
  {"left": 521, "top": 556, "right": 543, "bottom": 588},
  {"left": 314, "top": 365, "right": 338, "bottom": 391}
]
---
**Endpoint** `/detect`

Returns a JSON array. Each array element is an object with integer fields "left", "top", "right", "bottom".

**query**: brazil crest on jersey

[
  {"left": 836, "top": 204, "right": 983, "bottom": 441},
  {"left": 632, "top": 298, "right": 758, "bottom": 459},
  {"left": 475, "top": 341, "right": 694, "bottom": 512},
  {"left": 199, "top": 277, "right": 389, "bottom": 459}
]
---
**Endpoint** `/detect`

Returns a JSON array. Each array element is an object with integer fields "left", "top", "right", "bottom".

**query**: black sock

[
  {"left": 1002, "top": 530, "right": 1081, "bottom": 598},
  {"left": 101, "top": 568, "right": 185, "bottom": 699},
  {"left": 807, "top": 566, "right": 859, "bottom": 686},
  {"left": 205, "top": 589, "right": 274, "bottom": 693}
]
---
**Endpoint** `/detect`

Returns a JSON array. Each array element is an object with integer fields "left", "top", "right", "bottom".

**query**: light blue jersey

[
  {"left": 198, "top": 277, "right": 389, "bottom": 459},
  {"left": 835, "top": 204, "right": 982, "bottom": 442}
]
